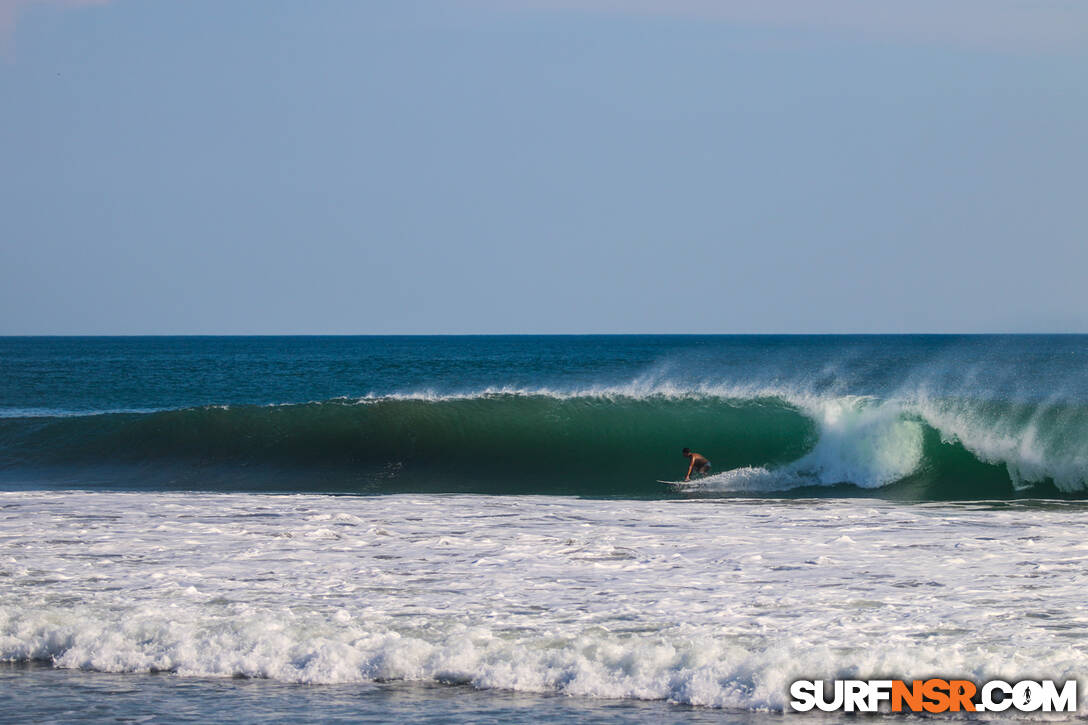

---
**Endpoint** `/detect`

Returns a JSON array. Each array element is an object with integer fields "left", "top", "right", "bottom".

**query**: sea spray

[{"left": 0, "top": 389, "right": 1084, "bottom": 497}]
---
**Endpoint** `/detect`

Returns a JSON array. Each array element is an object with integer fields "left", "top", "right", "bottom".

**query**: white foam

[
  {"left": 11, "top": 374, "right": 1085, "bottom": 493},
  {"left": 692, "top": 396, "right": 925, "bottom": 492},
  {"left": 2, "top": 491, "right": 1087, "bottom": 713},
  {"left": 0, "top": 406, "right": 168, "bottom": 419},
  {"left": 351, "top": 381, "right": 774, "bottom": 403},
  {"left": 352, "top": 382, "right": 1085, "bottom": 493},
  {"left": 910, "top": 393, "right": 1088, "bottom": 492}
]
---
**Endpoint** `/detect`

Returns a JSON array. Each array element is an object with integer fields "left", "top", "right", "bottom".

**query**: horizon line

[{"left": 3, "top": 332, "right": 1087, "bottom": 338}]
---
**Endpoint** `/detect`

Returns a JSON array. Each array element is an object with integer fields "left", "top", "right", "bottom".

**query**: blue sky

[{"left": 2, "top": 0, "right": 1086, "bottom": 334}]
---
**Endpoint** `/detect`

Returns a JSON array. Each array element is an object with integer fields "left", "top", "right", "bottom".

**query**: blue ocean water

[
  {"left": 1, "top": 335, "right": 1086, "bottom": 497},
  {"left": 3, "top": 336, "right": 1088, "bottom": 723},
  {"left": 0, "top": 663, "right": 778, "bottom": 724}
]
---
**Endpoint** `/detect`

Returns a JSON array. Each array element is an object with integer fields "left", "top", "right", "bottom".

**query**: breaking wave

[{"left": 2, "top": 385, "right": 1086, "bottom": 498}]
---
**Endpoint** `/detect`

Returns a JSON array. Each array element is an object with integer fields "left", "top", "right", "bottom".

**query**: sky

[{"left": 2, "top": 0, "right": 1086, "bottom": 334}]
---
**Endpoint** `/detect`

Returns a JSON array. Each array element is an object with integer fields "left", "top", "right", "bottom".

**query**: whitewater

[
  {"left": 3, "top": 336, "right": 1088, "bottom": 720},
  {"left": 3, "top": 490, "right": 1087, "bottom": 718},
  {"left": 4, "top": 336, "right": 1087, "bottom": 498},
  {"left": 4, "top": 387, "right": 1086, "bottom": 498}
]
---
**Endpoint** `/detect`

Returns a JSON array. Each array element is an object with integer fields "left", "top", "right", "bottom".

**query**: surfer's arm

[{"left": 685, "top": 459, "right": 695, "bottom": 481}]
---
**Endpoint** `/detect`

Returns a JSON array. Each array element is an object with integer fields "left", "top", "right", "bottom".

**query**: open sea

[{"left": 2, "top": 335, "right": 1087, "bottom": 722}]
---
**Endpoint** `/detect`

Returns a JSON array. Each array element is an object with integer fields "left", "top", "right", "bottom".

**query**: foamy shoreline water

[{"left": 2, "top": 491, "right": 1086, "bottom": 717}]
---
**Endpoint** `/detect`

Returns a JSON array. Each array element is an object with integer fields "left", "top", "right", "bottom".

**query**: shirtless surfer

[{"left": 682, "top": 448, "right": 711, "bottom": 481}]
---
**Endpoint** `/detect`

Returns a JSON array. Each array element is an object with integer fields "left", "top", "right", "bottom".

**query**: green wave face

[
  {"left": 0, "top": 395, "right": 813, "bottom": 496},
  {"left": 0, "top": 393, "right": 1082, "bottom": 499}
]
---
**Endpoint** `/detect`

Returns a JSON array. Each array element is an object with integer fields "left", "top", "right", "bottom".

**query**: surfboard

[{"left": 659, "top": 478, "right": 709, "bottom": 487}]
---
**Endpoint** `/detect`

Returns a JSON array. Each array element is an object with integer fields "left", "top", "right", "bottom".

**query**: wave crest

[{"left": 1, "top": 387, "right": 1085, "bottom": 498}]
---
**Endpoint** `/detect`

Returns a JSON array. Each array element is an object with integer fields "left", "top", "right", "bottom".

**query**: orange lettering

[
  {"left": 922, "top": 679, "right": 951, "bottom": 713},
  {"left": 892, "top": 680, "right": 924, "bottom": 712},
  {"left": 948, "top": 680, "right": 977, "bottom": 712}
]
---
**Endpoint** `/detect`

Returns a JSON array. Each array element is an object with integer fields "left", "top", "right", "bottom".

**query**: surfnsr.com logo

[{"left": 789, "top": 679, "right": 1077, "bottom": 713}]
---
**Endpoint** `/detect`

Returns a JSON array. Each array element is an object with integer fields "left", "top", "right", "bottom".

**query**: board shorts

[{"left": 695, "top": 461, "right": 711, "bottom": 474}]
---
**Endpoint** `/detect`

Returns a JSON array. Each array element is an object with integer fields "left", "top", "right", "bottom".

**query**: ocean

[{"left": 1, "top": 335, "right": 1086, "bottom": 721}]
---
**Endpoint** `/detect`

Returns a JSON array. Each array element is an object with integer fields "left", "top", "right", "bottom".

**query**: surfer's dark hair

[{"left": 682, "top": 448, "right": 690, "bottom": 455}]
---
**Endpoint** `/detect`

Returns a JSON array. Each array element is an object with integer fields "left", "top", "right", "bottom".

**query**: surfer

[{"left": 682, "top": 448, "right": 711, "bottom": 481}]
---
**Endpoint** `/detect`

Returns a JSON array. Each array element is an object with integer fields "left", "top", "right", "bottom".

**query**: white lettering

[{"left": 789, "top": 680, "right": 817, "bottom": 712}]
